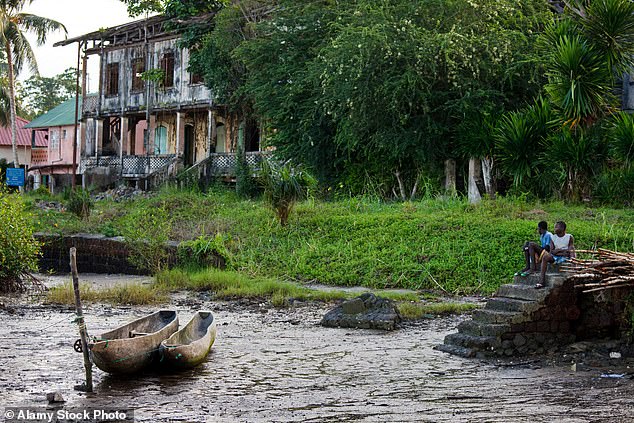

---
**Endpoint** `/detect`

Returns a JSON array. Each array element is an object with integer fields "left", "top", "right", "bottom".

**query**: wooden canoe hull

[
  {"left": 90, "top": 310, "right": 178, "bottom": 374},
  {"left": 160, "top": 311, "right": 216, "bottom": 369}
]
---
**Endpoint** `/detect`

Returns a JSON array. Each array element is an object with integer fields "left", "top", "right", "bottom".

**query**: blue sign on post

[{"left": 6, "top": 168, "right": 25, "bottom": 187}]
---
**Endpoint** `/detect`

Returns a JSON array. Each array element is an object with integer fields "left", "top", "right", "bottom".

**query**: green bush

[
  {"left": 120, "top": 204, "right": 172, "bottom": 274},
  {"left": 0, "top": 190, "right": 41, "bottom": 291},
  {"left": 66, "top": 188, "right": 93, "bottom": 220},
  {"left": 259, "top": 158, "right": 316, "bottom": 226},
  {"left": 594, "top": 167, "right": 634, "bottom": 206},
  {"left": 235, "top": 148, "right": 258, "bottom": 198},
  {"left": 178, "top": 233, "right": 232, "bottom": 269}
]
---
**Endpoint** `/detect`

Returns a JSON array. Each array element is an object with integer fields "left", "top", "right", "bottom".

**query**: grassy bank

[
  {"left": 46, "top": 268, "right": 476, "bottom": 319},
  {"left": 29, "top": 187, "right": 634, "bottom": 294}
]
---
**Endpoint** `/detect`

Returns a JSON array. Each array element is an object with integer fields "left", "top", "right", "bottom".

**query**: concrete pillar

[
  {"left": 149, "top": 114, "right": 156, "bottom": 154},
  {"left": 34, "top": 173, "right": 41, "bottom": 190},
  {"left": 208, "top": 109, "right": 214, "bottom": 158},
  {"left": 95, "top": 119, "right": 104, "bottom": 156},
  {"left": 120, "top": 117, "right": 130, "bottom": 156}
]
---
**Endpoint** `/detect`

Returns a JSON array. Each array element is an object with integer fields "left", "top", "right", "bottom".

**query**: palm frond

[
  {"left": 16, "top": 13, "right": 66, "bottom": 45},
  {"left": 610, "top": 112, "right": 634, "bottom": 165},
  {"left": 494, "top": 111, "right": 540, "bottom": 187},
  {"left": 545, "top": 34, "right": 612, "bottom": 124},
  {"left": 571, "top": 0, "right": 634, "bottom": 75}
]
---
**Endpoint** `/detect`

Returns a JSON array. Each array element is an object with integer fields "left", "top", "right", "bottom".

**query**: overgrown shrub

[
  {"left": 594, "top": 167, "right": 634, "bottom": 206},
  {"left": 0, "top": 189, "right": 41, "bottom": 291},
  {"left": 235, "top": 147, "right": 258, "bottom": 198},
  {"left": 66, "top": 188, "right": 93, "bottom": 220},
  {"left": 178, "top": 233, "right": 231, "bottom": 269},
  {"left": 120, "top": 205, "right": 172, "bottom": 274},
  {"left": 259, "top": 158, "right": 316, "bottom": 225},
  {"left": 0, "top": 159, "right": 8, "bottom": 185}
]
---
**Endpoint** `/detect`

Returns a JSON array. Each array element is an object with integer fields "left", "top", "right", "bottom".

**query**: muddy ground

[{"left": 1, "top": 275, "right": 634, "bottom": 422}]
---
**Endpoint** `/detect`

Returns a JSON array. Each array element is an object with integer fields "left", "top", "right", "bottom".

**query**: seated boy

[
  {"left": 536, "top": 220, "right": 575, "bottom": 289},
  {"left": 516, "top": 221, "right": 552, "bottom": 277}
]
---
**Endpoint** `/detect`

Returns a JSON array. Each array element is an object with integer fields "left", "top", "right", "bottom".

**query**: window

[
  {"left": 154, "top": 125, "right": 168, "bottom": 154},
  {"left": 190, "top": 72, "right": 204, "bottom": 85},
  {"left": 215, "top": 123, "right": 225, "bottom": 153},
  {"left": 62, "top": 129, "right": 67, "bottom": 139},
  {"left": 160, "top": 52, "right": 175, "bottom": 88},
  {"left": 50, "top": 131, "right": 59, "bottom": 150},
  {"left": 106, "top": 63, "right": 119, "bottom": 96},
  {"left": 132, "top": 57, "right": 145, "bottom": 92}
]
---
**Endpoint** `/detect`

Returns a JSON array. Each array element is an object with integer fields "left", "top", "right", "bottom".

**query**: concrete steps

[
  {"left": 457, "top": 320, "right": 510, "bottom": 337},
  {"left": 437, "top": 270, "right": 574, "bottom": 358},
  {"left": 472, "top": 309, "right": 517, "bottom": 324},
  {"left": 495, "top": 284, "right": 550, "bottom": 302},
  {"left": 485, "top": 297, "right": 536, "bottom": 313}
]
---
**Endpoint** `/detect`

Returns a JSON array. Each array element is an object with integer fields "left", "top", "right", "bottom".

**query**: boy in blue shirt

[{"left": 515, "top": 221, "right": 552, "bottom": 277}]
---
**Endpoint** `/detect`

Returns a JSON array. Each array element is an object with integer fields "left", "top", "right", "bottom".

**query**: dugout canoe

[
  {"left": 160, "top": 311, "right": 217, "bottom": 369},
  {"left": 89, "top": 310, "right": 178, "bottom": 374}
]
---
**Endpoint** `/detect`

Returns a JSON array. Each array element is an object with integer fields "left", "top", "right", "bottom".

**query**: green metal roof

[{"left": 24, "top": 97, "right": 83, "bottom": 129}]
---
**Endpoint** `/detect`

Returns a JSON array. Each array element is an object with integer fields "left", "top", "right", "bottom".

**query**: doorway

[{"left": 184, "top": 125, "right": 195, "bottom": 167}]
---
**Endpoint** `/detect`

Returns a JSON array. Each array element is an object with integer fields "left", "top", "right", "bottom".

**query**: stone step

[
  {"left": 472, "top": 309, "right": 518, "bottom": 324},
  {"left": 496, "top": 284, "right": 551, "bottom": 302},
  {"left": 434, "top": 343, "right": 476, "bottom": 358},
  {"left": 457, "top": 320, "right": 511, "bottom": 337},
  {"left": 444, "top": 333, "right": 499, "bottom": 350},
  {"left": 485, "top": 297, "right": 537, "bottom": 313},
  {"left": 513, "top": 271, "right": 568, "bottom": 287}
]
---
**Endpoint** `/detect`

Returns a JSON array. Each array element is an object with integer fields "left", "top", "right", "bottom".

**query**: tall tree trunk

[
  {"left": 481, "top": 157, "right": 495, "bottom": 198},
  {"left": 5, "top": 44, "right": 19, "bottom": 169},
  {"left": 468, "top": 158, "right": 482, "bottom": 204},
  {"left": 395, "top": 169, "right": 407, "bottom": 201},
  {"left": 444, "top": 159, "right": 457, "bottom": 195}
]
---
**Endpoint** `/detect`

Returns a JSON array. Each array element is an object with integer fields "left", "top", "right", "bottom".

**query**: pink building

[
  {"left": 26, "top": 96, "right": 147, "bottom": 191},
  {"left": 0, "top": 116, "right": 47, "bottom": 173},
  {"left": 25, "top": 98, "right": 81, "bottom": 191}
]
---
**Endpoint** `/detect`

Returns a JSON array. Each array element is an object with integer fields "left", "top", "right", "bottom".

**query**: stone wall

[
  {"left": 498, "top": 279, "right": 579, "bottom": 356},
  {"left": 438, "top": 272, "right": 634, "bottom": 358},
  {"left": 35, "top": 233, "right": 178, "bottom": 275}
]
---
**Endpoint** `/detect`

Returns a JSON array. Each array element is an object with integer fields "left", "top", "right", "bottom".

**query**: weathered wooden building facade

[{"left": 55, "top": 14, "right": 262, "bottom": 188}]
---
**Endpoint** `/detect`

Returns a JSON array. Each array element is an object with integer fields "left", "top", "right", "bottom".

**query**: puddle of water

[{"left": 1, "top": 297, "right": 633, "bottom": 422}]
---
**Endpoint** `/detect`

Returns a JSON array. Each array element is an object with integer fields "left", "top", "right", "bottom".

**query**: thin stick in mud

[{"left": 71, "top": 247, "right": 93, "bottom": 392}]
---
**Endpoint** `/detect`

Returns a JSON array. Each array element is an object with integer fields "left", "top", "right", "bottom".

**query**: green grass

[
  {"left": 157, "top": 268, "right": 347, "bottom": 304},
  {"left": 47, "top": 282, "right": 167, "bottom": 305},
  {"left": 27, "top": 186, "right": 634, "bottom": 295},
  {"left": 156, "top": 267, "right": 450, "bottom": 313},
  {"left": 397, "top": 302, "right": 481, "bottom": 320}
]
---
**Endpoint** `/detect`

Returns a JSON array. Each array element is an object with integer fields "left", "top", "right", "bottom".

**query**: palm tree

[
  {"left": 259, "top": 158, "right": 316, "bottom": 226},
  {"left": 0, "top": 0, "right": 66, "bottom": 169},
  {"left": 542, "top": 0, "right": 634, "bottom": 127}
]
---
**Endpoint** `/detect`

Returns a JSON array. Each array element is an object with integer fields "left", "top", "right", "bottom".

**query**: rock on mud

[
  {"left": 320, "top": 293, "right": 401, "bottom": 331},
  {"left": 46, "top": 391, "right": 65, "bottom": 404}
]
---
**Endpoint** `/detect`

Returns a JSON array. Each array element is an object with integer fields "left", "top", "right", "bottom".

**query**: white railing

[{"left": 79, "top": 154, "right": 176, "bottom": 177}]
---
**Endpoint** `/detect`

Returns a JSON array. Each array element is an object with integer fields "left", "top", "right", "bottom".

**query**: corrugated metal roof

[
  {"left": 24, "top": 97, "right": 82, "bottom": 129},
  {"left": 0, "top": 116, "right": 47, "bottom": 148}
]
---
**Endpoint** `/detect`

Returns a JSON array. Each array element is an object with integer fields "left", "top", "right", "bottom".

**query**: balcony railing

[
  {"left": 209, "top": 151, "right": 269, "bottom": 175},
  {"left": 31, "top": 148, "right": 48, "bottom": 165},
  {"left": 174, "top": 151, "right": 271, "bottom": 187},
  {"left": 82, "top": 95, "right": 98, "bottom": 115},
  {"left": 79, "top": 154, "right": 176, "bottom": 177}
]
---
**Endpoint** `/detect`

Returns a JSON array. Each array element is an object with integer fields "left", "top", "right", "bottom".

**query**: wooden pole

[
  {"left": 70, "top": 247, "right": 93, "bottom": 392},
  {"left": 72, "top": 41, "right": 82, "bottom": 190}
]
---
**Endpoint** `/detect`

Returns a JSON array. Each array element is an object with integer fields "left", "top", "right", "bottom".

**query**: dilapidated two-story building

[{"left": 55, "top": 14, "right": 263, "bottom": 189}]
